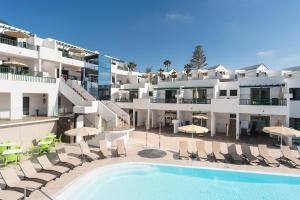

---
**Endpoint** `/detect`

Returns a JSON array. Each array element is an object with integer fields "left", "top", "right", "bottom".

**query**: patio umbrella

[
  {"left": 69, "top": 47, "right": 85, "bottom": 54},
  {"left": 3, "top": 30, "right": 29, "bottom": 38},
  {"left": 65, "top": 127, "right": 99, "bottom": 137},
  {"left": 192, "top": 114, "right": 208, "bottom": 126},
  {"left": 262, "top": 126, "right": 300, "bottom": 146},
  {"left": 2, "top": 61, "right": 28, "bottom": 67},
  {"left": 178, "top": 124, "right": 208, "bottom": 139}
]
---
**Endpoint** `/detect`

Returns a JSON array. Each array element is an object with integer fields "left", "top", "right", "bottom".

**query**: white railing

[
  {"left": 102, "top": 101, "right": 130, "bottom": 125},
  {"left": 98, "top": 101, "right": 117, "bottom": 129}
]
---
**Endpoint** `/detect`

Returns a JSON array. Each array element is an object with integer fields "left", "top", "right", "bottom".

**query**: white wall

[
  {"left": 0, "top": 93, "right": 10, "bottom": 118},
  {"left": 23, "top": 93, "right": 48, "bottom": 116}
]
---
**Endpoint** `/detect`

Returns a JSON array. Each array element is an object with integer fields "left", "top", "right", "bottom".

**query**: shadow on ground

[{"left": 138, "top": 149, "right": 167, "bottom": 158}]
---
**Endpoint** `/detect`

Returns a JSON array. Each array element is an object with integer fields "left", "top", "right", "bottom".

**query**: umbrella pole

[{"left": 281, "top": 136, "right": 282, "bottom": 146}]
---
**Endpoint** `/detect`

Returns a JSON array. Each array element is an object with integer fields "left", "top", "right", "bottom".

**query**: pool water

[{"left": 55, "top": 163, "right": 300, "bottom": 200}]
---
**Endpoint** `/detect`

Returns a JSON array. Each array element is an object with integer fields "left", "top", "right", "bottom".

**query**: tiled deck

[{"left": 1, "top": 130, "right": 300, "bottom": 199}]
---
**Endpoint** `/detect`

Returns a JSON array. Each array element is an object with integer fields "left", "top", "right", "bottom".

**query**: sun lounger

[
  {"left": 179, "top": 141, "right": 189, "bottom": 160},
  {"left": 37, "top": 155, "right": 70, "bottom": 176},
  {"left": 212, "top": 142, "right": 226, "bottom": 162},
  {"left": 258, "top": 144, "right": 280, "bottom": 167},
  {"left": 79, "top": 141, "right": 100, "bottom": 161},
  {"left": 99, "top": 140, "right": 112, "bottom": 158},
  {"left": 195, "top": 141, "right": 207, "bottom": 160},
  {"left": 56, "top": 148, "right": 82, "bottom": 168},
  {"left": 227, "top": 143, "right": 244, "bottom": 164},
  {"left": 0, "top": 168, "right": 42, "bottom": 197},
  {"left": 280, "top": 145, "right": 300, "bottom": 168},
  {"left": 116, "top": 139, "right": 126, "bottom": 157},
  {"left": 241, "top": 144, "right": 260, "bottom": 165},
  {"left": 0, "top": 189, "right": 24, "bottom": 200},
  {"left": 19, "top": 160, "right": 56, "bottom": 185}
]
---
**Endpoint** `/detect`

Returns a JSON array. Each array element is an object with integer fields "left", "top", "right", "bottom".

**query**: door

[
  {"left": 250, "top": 116, "right": 270, "bottom": 136},
  {"left": 23, "top": 96, "right": 30, "bottom": 115},
  {"left": 251, "top": 88, "right": 270, "bottom": 105},
  {"left": 165, "top": 90, "right": 177, "bottom": 103}
]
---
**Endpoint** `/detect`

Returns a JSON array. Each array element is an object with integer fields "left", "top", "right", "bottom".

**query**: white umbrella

[
  {"left": 178, "top": 124, "right": 208, "bottom": 139},
  {"left": 65, "top": 127, "right": 99, "bottom": 137},
  {"left": 3, "top": 30, "right": 29, "bottom": 38},
  {"left": 263, "top": 126, "right": 300, "bottom": 146},
  {"left": 2, "top": 61, "right": 28, "bottom": 67}
]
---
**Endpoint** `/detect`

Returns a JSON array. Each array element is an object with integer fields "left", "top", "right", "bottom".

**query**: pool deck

[{"left": 5, "top": 130, "right": 300, "bottom": 199}]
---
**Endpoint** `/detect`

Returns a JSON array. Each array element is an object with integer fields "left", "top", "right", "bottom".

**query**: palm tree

[
  {"left": 184, "top": 64, "right": 192, "bottom": 79},
  {"left": 128, "top": 62, "right": 137, "bottom": 71},
  {"left": 163, "top": 60, "right": 171, "bottom": 72},
  {"left": 145, "top": 66, "right": 153, "bottom": 83}
]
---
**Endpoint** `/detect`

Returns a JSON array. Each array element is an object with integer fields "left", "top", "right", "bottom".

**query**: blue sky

[{"left": 1, "top": 0, "right": 300, "bottom": 72}]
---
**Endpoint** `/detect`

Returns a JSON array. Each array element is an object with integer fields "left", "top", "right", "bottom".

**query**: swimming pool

[{"left": 55, "top": 163, "right": 300, "bottom": 200}]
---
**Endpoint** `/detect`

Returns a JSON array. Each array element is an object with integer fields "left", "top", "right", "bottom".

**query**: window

[
  {"left": 149, "top": 91, "right": 153, "bottom": 97},
  {"left": 230, "top": 90, "right": 237, "bottom": 96},
  {"left": 289, "top": 88, "right": 300, "bottom": 100},
  {"left": 290, "top": 118, "right": 300, "bottom": 130},
  {"left": 219, "top": 90, "right": 227, "bottom": 96}
]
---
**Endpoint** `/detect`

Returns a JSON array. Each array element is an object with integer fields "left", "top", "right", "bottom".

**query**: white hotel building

[{"left": 0, "top": 21, "right": 300, "bottom": 147}]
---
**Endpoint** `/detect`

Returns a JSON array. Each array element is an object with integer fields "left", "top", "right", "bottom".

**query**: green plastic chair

[{"left": 3, "top": 146, "right": 20, "bottom": 166}]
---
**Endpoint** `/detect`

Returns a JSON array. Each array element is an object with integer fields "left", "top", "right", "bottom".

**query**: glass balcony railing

[
  {"left": 115, "top": 98, "right": 133, "bottom": 102},
  {"left": 151, "top": 98, "right": 177, "bottom": 103},
  {"left": 240, "top": 99, "right": 287, "bottom": 106},
  {"left": 181, "top": 98, "right": 211, "bottom": 104},
  {"left": 0, "top": 66, "right": 56, "bottom": 83},
  {"left": 0, "top": 36, "right": 37, "bottom": 50},
  {"left": 62, "top": 52, "right": 84, "bottom": 61}
]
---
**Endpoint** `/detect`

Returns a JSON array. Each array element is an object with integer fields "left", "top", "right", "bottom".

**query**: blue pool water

[{"left": 55, "top": 163, "right": 300, "bottom": 200}]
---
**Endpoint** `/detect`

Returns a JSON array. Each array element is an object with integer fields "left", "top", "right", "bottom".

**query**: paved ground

[{"left": 1, "top": 129, "right": 300, "bottom": 199}]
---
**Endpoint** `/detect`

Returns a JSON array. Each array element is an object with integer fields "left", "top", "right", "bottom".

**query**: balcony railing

[
  {"left": 181, "top": 98, "right": 211, "bottom": 104},
  {"left": 62, "top": 52, "right": 84, "bottom": 61},
  {"left": 0, "top": 36, "right": 37, "bottom": 50},
  {"left": 115, "top": 98, "right": 133, "bottom": 103},
  {"left": 240, "top": 99, "right": 287, "bottom": 106},
  {"left": 0, "top": 66, "right": 56, "bottom": 83},
  {"left": 151, "top": 98, "right": 177, "bottom": 103}
]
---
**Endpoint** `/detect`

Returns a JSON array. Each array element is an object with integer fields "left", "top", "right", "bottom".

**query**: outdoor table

[
  {"left": 0, "top": 142, "right": 17, "bottom": 147},
  {"left": 2, "top": 149, "right": 23, "bottom": 155},
  {"left": 38, "top": 141, "right": 52, "bottom": 146},
  {"left": 46, "top": 135, "right": 56, "bottom": 138}
]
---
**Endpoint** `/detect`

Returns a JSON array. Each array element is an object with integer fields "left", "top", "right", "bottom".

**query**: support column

[
  {"left": 47, "top": 93, "right": 58, "bottom": 117},
  {"left": 236, "top": 113, "right": 240, "bottom": 140},
  {"left": 10, "top": 92, "right": 23, "bottom": 120},
  {"left": 210, "top": 112, "right": 216, "bottom": 137},
  {"left": 38, "top": 59, "right": 42, "bottom": 72},
  {"left": 58, "top": 63, "right": 62, "bottom": 78},
  {"left": 133, "top": 109, "right": 136, "bottom": 128}
]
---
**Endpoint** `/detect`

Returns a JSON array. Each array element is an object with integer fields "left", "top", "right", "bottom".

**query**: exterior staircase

[{"left": 59, "top": 78, "right": 131, "bottom": 130}]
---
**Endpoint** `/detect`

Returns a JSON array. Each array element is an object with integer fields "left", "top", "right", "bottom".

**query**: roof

[
  {"left": 239, "top": 63, "right": 268, "bottom": 71},
  {"left": 205, "top": 64, "right": 223, "bottom": 70},
  {"left": 0, "top": 19, "right": 9, "bottom": 25},
  {"left": 282, "top": 66, "right": 300, "bottom": 72}
]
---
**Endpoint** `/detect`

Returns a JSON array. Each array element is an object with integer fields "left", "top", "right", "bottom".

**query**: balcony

[
  {"left": 240, "top": 99, "right": 287, "bottom": 106},
  {"left": 0, "top": 36, "right": 37, "bottom": 50},
  {"left": 0, "top": 67, "right": 56, "bottom": 83},
  {"left": 181, "top": 98, "right": 211, "bottom": 104}
]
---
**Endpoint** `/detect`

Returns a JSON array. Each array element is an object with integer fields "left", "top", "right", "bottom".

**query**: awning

[{"left": 3, "top": 30, "right": 29, "bottom": 38}]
